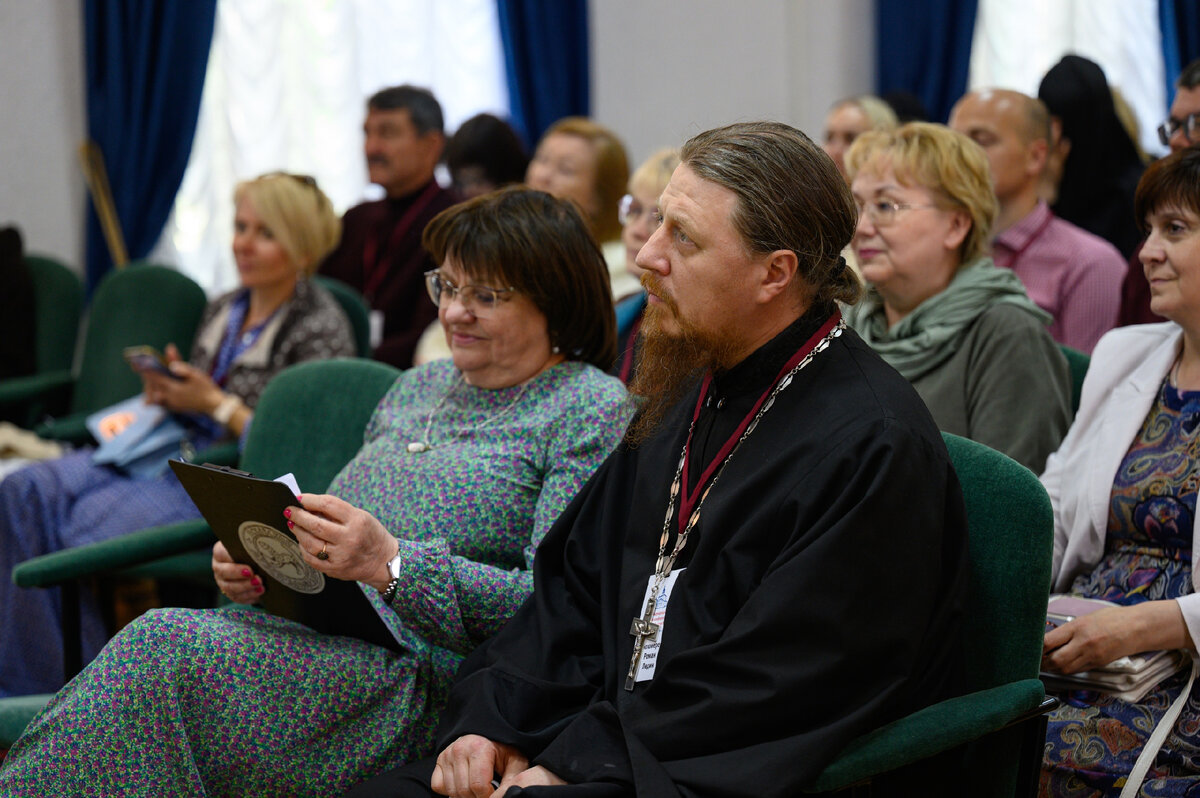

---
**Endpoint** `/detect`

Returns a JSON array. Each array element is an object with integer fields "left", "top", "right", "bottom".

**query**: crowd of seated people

[{"left": 6, "top": 51, "right": 1200, "bottom": 794}]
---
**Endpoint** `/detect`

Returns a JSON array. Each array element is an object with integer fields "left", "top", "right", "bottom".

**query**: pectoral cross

[{"left": 624, "top": 594, "right": 660, "bottom": 691}]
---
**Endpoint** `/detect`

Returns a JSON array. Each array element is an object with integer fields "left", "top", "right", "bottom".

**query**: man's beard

[{"left": 626, "top": 275, "right": 738, "bottom": 447}]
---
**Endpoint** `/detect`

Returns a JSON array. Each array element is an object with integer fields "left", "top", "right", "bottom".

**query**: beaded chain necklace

[{"left": 625, "top": 313, "right": 845, "bottom": 690}]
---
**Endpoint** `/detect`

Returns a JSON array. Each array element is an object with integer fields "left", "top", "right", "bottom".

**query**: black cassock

[{"left": 364, "top": 306, "right": 969, "bottom": 797}]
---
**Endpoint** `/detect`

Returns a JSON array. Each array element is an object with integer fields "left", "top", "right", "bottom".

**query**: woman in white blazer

[{"left": 1040, "top": 145, "right": 1200, "bottom": 796}]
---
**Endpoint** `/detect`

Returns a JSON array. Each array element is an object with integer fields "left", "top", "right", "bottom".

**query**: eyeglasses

[
  {"left": 423, "top": 270, "right": 516, "bottom": 316},
  {"left": 855, "top": 199, "right": 939, "bottom": 227},
  {"left": 619, "top": 194, "right": 660, "bottom": 227},
  {"left": 1158, "top": 113, "right": 1199, "bottom": 147},
  {"left": 263, "top": 171, "right": 319, "bottom": 189}
]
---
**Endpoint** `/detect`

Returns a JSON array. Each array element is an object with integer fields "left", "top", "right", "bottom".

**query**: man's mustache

[
  {"left": 640, "top": 273, "right": 679, "bottom": 315},
  {"left": 367, "top": 155, "right": 392, "bottom": 167}
]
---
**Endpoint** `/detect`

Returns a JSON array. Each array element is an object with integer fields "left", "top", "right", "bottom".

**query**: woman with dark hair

[
  {"left": 443, "top": 113, "right": 528, "bottom": 200},
  {"left": 1040, "top": 145, "right": 1200, "bottom": 796},
  {"left": 0, "top": 188, "right": 634, "bottom": 795},
  {"left": 1038, "top": 54, "right": 1145, "bottom": 259}
]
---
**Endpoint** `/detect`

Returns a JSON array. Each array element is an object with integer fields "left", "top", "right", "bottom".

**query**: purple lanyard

[{"left": 210, "top": 291, "right": 283, "bottom": 387}]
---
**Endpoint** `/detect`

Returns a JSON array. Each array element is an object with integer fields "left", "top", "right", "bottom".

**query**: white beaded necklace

[{"left": 407, "top": 375, "right": 533, "bottom": 453}]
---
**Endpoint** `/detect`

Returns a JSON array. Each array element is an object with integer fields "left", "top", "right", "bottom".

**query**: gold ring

[{"left": 316, "top": 542, "right": 329, "bottom": 561}]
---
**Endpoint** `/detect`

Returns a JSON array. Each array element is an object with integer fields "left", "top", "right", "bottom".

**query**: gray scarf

[{"left": 844, "top": 257, "right": 1050, "bottom": 381}]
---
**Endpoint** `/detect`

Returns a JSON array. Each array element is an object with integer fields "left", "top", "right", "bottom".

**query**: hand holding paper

[{"left": 288, "top": 493, "right": 399, "bottom": 591}]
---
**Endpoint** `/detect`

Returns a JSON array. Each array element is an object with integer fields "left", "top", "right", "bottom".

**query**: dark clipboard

[{"left": 169, "top": 460, "right": 406, "bottom": 653}]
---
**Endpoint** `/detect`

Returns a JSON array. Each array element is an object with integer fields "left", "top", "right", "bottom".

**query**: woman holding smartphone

[{"left": 0, "top": 172, "right": 354, "bottom": 698}]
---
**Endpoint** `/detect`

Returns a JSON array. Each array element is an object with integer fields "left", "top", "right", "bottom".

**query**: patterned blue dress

[
  {"left": 1041, "top": 380, "right": 1200, "bottom": 796},
  {"left": 0, "top": 360, "right": 632, "bottom": 796}
]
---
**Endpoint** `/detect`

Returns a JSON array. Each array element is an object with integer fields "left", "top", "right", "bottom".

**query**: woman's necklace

[
  {"left": 624, "top": 314, "right": 845, "bottom": 690},
  {"left": 407, "top": 375, "right": 532, "bottom": 453}
]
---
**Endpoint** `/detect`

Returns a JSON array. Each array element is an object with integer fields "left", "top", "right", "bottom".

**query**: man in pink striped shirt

[{"left": 951, "top": 89, "right": 1125, "bottom": 354}]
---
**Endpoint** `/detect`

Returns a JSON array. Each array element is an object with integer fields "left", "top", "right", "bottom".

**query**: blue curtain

[
  {"left": 1161, "top": 0, "right": 1200, "bottom": 105},
  {"left": 874, "top": 0, "right": 979, "bottom": 124},
  {"left": 495, "top": 0, "right": 590, "bottom": 149},
  {"left": 83, "top": 0, "right": 216, "bottom": 294}
]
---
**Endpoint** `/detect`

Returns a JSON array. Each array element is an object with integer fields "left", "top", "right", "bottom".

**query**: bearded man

[{"left": 347, "top": 121, "right": 969, "bottom": 797}]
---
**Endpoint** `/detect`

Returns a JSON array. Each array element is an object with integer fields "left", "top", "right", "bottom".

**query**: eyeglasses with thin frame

[
  {"left": 423, "top": 270, "right": 516, "bottom": 316},
  {"left": 855, "top": 199, "right": 940, "bottom": 227},
  {"left": 1158, "top": 113, "right": 1199, "bottom": 147},
  {"left": 263, "top": 171, "right": 319, "bottom": 189},
  {"left": 619, "top": 194, "right": 660, "bottom": 227}
]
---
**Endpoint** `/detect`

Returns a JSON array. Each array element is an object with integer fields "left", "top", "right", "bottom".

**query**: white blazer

[{"left": 1040, "top": 321, "right": 1200, "bottom": 644}]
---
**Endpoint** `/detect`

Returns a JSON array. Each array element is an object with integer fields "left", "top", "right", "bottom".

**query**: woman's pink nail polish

[
  {"left": 295, "top": 494, "right": 303, "bottom": 503},
  {"left": 283, "top": 508, "right": 291, "bottom": 519},
  {"left": 241, "top": 569, "right": 251, "bottom": 578},
  {"left": 255, "top": 585, "right": 264, "bottom": 593},
  {"left": 287, "top": 520, "right": 294, "bottom": 530}
]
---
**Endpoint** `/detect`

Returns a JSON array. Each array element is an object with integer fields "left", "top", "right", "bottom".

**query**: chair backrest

[
  {"left": 72, "top": 262, "right": 208, "bottom": 414},
  {"left": 240, "top": 358, "right": 400, "bottom": 492},
  {"left": 25, "top": 255, "right": 84, "bottom": 373},
  {"left": 942, "top": 432, "right": 1053, "bottom": 691},
  {"left": 1058, "top": 344, "right": 1089, "bottom": 416},
  {"left": 312, "top": 275, "right": 373, "bottom": 358}
]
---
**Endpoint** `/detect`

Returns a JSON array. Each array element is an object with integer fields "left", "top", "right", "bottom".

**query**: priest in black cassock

[{"left": 347, "top": 121, "right": 969, "bottom": 798}]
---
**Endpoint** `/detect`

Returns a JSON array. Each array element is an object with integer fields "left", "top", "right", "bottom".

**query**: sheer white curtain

[
  {"left": 152, "top": 0, "right": 509, "bottom": 294},
  {"left": 968, "top": 0, "right": 1166, "bottom": 157}
]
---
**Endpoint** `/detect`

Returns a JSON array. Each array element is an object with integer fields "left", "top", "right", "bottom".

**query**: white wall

[
  {"left": 0, "top": 1, "right": 873, "bottom": 277},
  {"left": 590, "top": 0, "right": 874, "bottom": 166},
  {"left": 0, "top": 0, "right": 87, "bottom": 272}
]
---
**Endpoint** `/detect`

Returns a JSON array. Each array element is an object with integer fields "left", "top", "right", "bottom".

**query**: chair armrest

[
  {"left": 808, "top": 679, "right": 1048, "bottom": 792},
  {"left": 34, "top": 411, "right": 94, "bottom": 445},
  {"left": 12, "top": 519, "right": 216, "bottom": 588},
  {"left": 0, "top": 370, "right": 75, "bottom": 408}
]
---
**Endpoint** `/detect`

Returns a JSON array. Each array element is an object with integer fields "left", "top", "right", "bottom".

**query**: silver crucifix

[{"left": 624, "top": 595, "right": 660, "bottom": 691}]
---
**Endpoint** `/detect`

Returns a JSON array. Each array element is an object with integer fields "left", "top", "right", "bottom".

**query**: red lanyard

[
  {"left": 676, "top": 311, "right": 841, "bottom": 536},
  {"left": 617, "top": 314, "right": 643, "bottom": 383},
  {"left": 360, "top": 181, "right": 441, "bottom": 301}
]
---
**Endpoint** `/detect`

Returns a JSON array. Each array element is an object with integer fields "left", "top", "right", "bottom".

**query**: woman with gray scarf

[{"left": 843, "top": 122, "right": 1071, "bottom": 472}]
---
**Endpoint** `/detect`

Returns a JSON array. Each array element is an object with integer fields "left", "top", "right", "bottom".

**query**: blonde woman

[
  {"left": 0, "top": 172, "right": 355, "bottom": 697},
  {"left": 843, "top": 123, "right": 1071, "bottom": 472}
]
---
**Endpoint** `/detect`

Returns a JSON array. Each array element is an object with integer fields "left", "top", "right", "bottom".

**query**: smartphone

[
  {"left": 123, "top": 345, "right": 183, "bottom": 380},
  {"left": 1045, "top": 612, "right": 1074, "bottom": 632}
]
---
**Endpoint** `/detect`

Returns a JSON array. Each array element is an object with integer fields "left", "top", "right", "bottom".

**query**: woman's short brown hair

[
  {"left": 422, "top": 186, "right": 616, "bottom": 369},
  {"left": 846, "top": 122, "right": 997, "bottom": 264},
  {"left": 541, "top": 117, "right": 630, "bottom": 243},
  {"left": 1134, "top": 144, "right": 1200, "bottom": 232},
  {"left": 234, "top": 173, "right": 340, "bottom": 276}
]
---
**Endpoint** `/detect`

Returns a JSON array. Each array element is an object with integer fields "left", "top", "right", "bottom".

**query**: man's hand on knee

[{"left": 431, "top": 735, "right": 529, "bottom": 798}]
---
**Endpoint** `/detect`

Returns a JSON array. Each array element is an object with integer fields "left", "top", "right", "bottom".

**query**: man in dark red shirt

[{"left": 320, "top": 85, "right": 457, "bottom": 368}]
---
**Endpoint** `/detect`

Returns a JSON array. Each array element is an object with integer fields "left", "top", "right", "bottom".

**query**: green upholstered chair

[
  {"left": 806, "top": 433, "right": 1056, "bottom": 797},
  {"left": 313, "top": 274, "right": 372, "bottom": 358},
  {"left": 1058, "top": 345, "right": 1090, "bottom": 417},
  {"left": 30, "top": 263, "right": 208, "bottom": 444},
  {"left": 1, "top": 358, "right": 400, "bottom": 749},
  {"left": 0, "top": 255, "right": 84, "bottom": 426}
]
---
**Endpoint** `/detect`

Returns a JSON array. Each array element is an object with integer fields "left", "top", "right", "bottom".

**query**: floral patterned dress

[
  {"left": 0, "top": 360, "right": 632, "bottom": 797},
  {"left": 1041, "top": 380, "right": 1200, "bottom": 797}
]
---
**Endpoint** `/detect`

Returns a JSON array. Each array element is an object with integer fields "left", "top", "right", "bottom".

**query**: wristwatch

[{"left": 380, "top": 548, "right": 402, "bottom": 604}]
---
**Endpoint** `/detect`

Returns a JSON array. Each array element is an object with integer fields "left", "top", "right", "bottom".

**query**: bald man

[{"left": 951, "top": 88, "right": 1125, "bottom": 354}]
